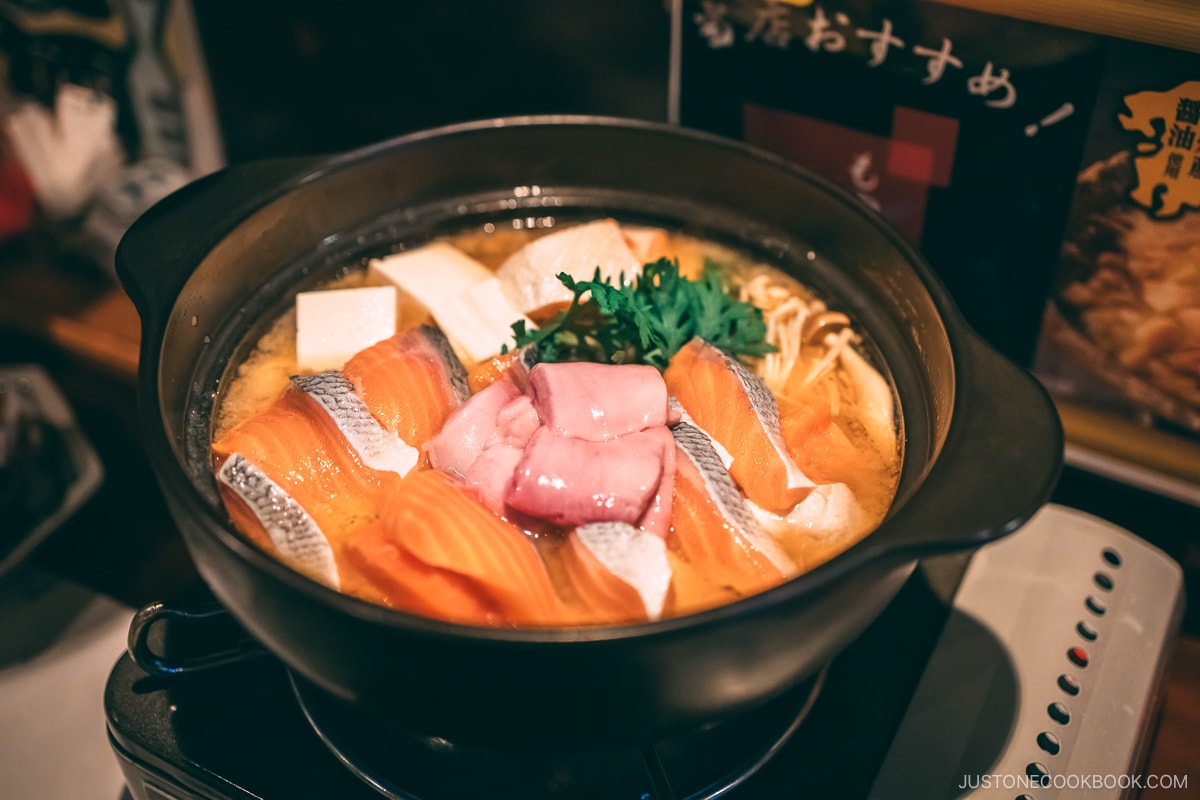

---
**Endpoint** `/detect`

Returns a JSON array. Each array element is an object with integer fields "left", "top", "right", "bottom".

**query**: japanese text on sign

[
  {"left": 692, "top": 0, "right": 1076, "bottom": 122},
  {"left": 1120, "top": 80, "right": 1200, "bottom": 217}
]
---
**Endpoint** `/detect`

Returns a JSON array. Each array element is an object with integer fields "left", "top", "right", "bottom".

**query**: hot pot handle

[
  {"left": 115, "top": 156, "right": 323, "bottom": 325},
  {"left": 128, "top": 601, "right": 268, "bottom": 676},
  {"left": 882, "top": 331, "right": 1064, "bottom": 556}
]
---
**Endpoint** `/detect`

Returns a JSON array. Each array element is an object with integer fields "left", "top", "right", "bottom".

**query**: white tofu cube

[
  {"left": 496, "top": 219, "right": 642, "bottom": 314},
  {"left": 295, "top": 285, "right": 397, "bottom": 372},
  {"left": 368, "top": 242, "right": 491, "bottom": 313},
  {"left": 430, "top": 278, "right": 534, "bottom": 364}
]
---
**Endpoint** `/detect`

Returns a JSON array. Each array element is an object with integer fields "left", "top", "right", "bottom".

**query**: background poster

[
  {"left": 679, "top": 0, "right": 1106, "bottom": 368},
  {"left": 679, "top": 1, "right": 1200, "bottom": 500},
  {"left": 1032, "top": 40, "right": 1200, "bottom": 498}
]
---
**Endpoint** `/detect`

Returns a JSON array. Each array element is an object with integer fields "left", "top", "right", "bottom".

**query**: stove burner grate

[{"left": 291, "top": 666, "right": 827, "bottom": 800}]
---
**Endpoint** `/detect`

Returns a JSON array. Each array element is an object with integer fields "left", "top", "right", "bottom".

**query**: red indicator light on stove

[{"left": 1068, "top": 647, "right": 1089, "bottom": 667}]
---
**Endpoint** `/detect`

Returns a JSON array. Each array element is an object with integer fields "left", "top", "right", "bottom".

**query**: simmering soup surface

[{"left": 211, "top": 219, "right": 901, "bottom": 626}]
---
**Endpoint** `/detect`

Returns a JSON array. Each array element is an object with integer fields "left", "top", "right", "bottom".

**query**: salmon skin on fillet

[
  {"left": 669, "top": 417, "right": 796, "bottom": 599},
  {"left": 211, "top": 380, "right": 406, "bottom": 588},
  {"left": 343, "top": 325, "right": 470, "bottom": 450},
  {"left": 212, "top": 325, "right": 470, "bottom": 588},
  {"left": 664, "top": 337, "right": 815, "bottom": 513}
]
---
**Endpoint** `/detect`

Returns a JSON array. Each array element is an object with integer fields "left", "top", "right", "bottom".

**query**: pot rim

[{"left": 123, "top": 114, "right": 1057, "bottom": 646}]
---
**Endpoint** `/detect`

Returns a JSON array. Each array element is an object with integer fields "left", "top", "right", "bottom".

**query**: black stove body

[{"left": 105, "top": 505, "right": 1184, "bottom": 800}]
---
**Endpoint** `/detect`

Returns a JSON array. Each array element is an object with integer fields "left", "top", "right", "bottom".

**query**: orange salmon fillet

[
  {"left": 664, "top": 338, "right": 813, "bottom": 513},
  {"left": 343, "top": 326, "right": 467, "bottom": 449},
  {"left": 669, "top": 452, "right": 785, "bottom": 598},
  {"left": 466, "top": 347, "right": 533, "bottom": 393},
  {"left": 778, "top": 381, "right": 861, "bottom": 485},
  {"left": 212, "top": 384, "right": 398, "bottom": 549},
  {"left": 555, "top": 530, "right": 670, "bottom": 625},
  {"left": 340, "top": 470, "right": 573, "bottom": 627}
]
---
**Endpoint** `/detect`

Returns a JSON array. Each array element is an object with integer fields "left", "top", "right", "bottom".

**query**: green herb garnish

[{"left": 511, "top": 258, "right": 775, "bottom": 370}]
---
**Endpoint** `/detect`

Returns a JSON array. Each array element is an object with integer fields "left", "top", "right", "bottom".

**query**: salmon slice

[
  {"left": 339, "top": 519, "right": 496, "bottom": 622},
  {"left": 292, "top": 371, "right": 418, "bottom": 476},
  {"left": 342, "top": 325, "right": 469, "bottom": 449},
  {"left": 779, "top": 390, "right": 859, "bottom": 485},
  {"left": 669, "top": 421, "right": 794, "bottom": 600},
  {"left": 217, "top": 454, "right": 342, "bottom": 589},
  {"left": 212, "top": 384, "right": 403, "bottom": 585},
  {"left": 557, "top": 522, "right": 673, "bottom": 624},
  {"left": 664, "top": 337, "right": 815, "bottom": 513},
  {"left": 340, "top": 470, "right": 573, "bottom": 627},
  {"left": 212, "top": 384, "right": 396, "bottom": 534},
  {"left": 777, "top": 390, "right": 833, "bottom": 448},
  {"left": 466, "top": 346, "right": 536, "bottom": 393}
]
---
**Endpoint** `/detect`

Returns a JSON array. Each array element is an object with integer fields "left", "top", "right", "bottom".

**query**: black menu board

[{"left": 677, "top": 0, "right": 1200, "bottom": 501}]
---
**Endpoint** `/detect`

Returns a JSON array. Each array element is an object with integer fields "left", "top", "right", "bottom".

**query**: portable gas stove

[{"left": 105, "top": 504, "right": 1183, "bottom": 800}]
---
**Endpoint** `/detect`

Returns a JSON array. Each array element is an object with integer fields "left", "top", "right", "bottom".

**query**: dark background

[{"left": 191, "top": 0, "right": 674, "bottom": 162}]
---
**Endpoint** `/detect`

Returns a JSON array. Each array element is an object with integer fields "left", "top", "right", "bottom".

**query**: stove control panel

[{"left": 869, "top": 503, "right": 1184, "bottom": 800}]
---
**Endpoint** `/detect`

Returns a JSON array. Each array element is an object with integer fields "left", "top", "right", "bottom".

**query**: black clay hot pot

[{"left": 117, "top": 117, "right": 1061, "bottom": 748}]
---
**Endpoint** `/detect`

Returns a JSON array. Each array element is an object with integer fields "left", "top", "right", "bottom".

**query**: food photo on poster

[{"left": 1032, "top": 40, "right": 1200, "bottom": 502}]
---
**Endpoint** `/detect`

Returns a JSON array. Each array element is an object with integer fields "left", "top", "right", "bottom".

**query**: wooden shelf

[
  {"left": 0, "top": 241, "right": 140, "bottom": 380},
  {"left": 928, "top": 0, "right": 1200, "bottom": 54}
]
